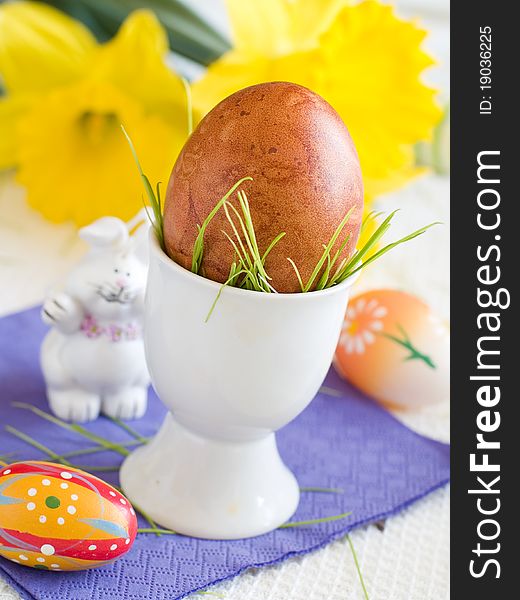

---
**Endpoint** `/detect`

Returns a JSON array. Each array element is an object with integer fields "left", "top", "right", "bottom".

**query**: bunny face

[
  {"left": 66, "top": 250, "right": 147, "bottom": 321},
  {"left": 55, "top": 214, "right": 151, "bottom": 321}
]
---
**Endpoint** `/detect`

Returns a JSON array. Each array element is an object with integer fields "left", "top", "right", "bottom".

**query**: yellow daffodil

[
  {"left": 0, "top": 2, "right": 187, "bottom": 225},
  {"left": 193, "top": 0, "right": 442, "bottom": 201}
]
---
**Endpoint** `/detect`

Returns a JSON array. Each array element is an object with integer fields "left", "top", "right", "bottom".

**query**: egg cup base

[{"left": 120, "top": 413, "right": 300, "bottom": 540}]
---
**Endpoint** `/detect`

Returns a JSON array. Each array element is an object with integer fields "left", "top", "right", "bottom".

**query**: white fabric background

[{"left": 1, "top": 1, "right": 449, "bottom": 598}]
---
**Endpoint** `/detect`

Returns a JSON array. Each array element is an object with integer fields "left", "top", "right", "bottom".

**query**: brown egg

[{"left": 163, "top": 82, "right": 364, "bottom": 293}]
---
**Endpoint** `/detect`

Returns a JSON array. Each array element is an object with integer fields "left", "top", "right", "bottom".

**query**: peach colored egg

[
  {"left": 334, "top": 290, "right": 449, "bottom": 409},
  {"left": 0, "top": 461, "right": 137, "bottom": 571}
]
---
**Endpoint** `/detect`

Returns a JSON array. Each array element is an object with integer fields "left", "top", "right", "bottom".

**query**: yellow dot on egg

[{"left": 348, "top": 322, "right": 359, "bottom": 335}]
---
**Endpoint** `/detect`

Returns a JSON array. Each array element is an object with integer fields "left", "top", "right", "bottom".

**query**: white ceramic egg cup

[{"left": 120, "top": 234, "right": 357, "bottom": 539}]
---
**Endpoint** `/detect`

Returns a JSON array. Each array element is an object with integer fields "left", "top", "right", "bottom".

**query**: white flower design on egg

[{"left": 339, "top": 298, "right": 387, "bottom": 354}]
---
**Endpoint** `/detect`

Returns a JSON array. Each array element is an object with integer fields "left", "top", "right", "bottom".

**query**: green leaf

[{"left": 42, "top": 0, "right": 231, "bottom": 65}]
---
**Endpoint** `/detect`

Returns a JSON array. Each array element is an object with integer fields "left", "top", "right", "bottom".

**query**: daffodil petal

[
  {"left": 225, "top": 0, "right": 345, "bottom": 55},
  {"left": 197, "top": 0, "right": 441, "bottom": 201},
  {"left": 0, "top": 1, "right": 95, "bottom": 94},
  {"left": 0, "top": 95, "right": 32, "bottom": 169},
  {"left": 311, "top": 1, "right": 441, "bottom": 196},
  {"left": 15, "top": 80, "right": 184, "bottom": 225},
  {"left": 192, "top": 53, "right": 277, "bottom": 120},
  {"left": 91, "top": 10, "right": 187, "bottom": 127}
]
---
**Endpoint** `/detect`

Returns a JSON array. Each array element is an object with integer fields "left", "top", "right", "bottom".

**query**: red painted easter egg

[{"left": 0, "top": 461, "right": 137, "bottom": 571}]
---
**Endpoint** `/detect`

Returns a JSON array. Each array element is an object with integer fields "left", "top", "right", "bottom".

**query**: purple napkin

[{"left": 0, "top": 307, "right": 449, "bottom": 600}]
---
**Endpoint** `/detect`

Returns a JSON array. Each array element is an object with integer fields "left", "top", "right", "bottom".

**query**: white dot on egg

[
  {"left": 26, "top": 502, "right": 36, "bottom": 511},
  {"left": 67, "top": 505, "right": 76, "bottom": 515},
  {"left": 3, "top": 469, "right": 11, "bottom": 475},
  {"left": 88, "top": 545, "right": 97, "bottom": 551},
  {"left": 39, "top": 515, "right": 47, "bottom": 523},
  {"left": 109, "top": 491, "right": 116, "bottom": 497},
  {"left": 51, "top": 564, "right": 60, "bottom": 569},
  {"left": 130, "top": 508, "right": 135, "bottom": 516},
  {"left": 60, "top": 483, "right": 69, "bottom": 489},
  {"left": 119, "top": 498, "right": 126, "bottom": 505},
  {"left": 40, "top": 544, "right": 55, "bottom": 556},
  {"left": 28, "top": 488, "right": 37, "bottom": 497},
  {"left": 11, "top": 559, "right": 20, "bottom": 564},
  {"left": 19, "top": 555, "right": 28, "bottom": 561},
  {"left": 110, "top": 544, "right": 117, "bottom": 551},
  {"left": 57, "top": 517, "right": 65, "bottom": 525},
  {"left": 71, "top": 494, "right": 78, "bottom": 501},
  {"left": 41, "top": 479, "right": 51, "bottom": 486},
  {"left": 36, "top": 557, "right": 45, "bottom": 563},
  {"left": 60, "top": 471, "right": 72, "bottom": 479},
  {"left": 125, "top": 538, "right": 130, "bottom": 545}
]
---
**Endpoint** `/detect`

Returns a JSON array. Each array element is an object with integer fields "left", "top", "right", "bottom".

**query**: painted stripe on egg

[
  {"left": 0, "top": 528, "right": 132, "bottom": 560},
  {"left": 1, "top": 462, "right": 133, "bottom": 507}
]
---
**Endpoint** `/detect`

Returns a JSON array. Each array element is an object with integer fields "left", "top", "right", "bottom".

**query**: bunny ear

[
  {"left": 127, "top": 208, "right": 152, "bottom": 265},
  {"left": 79, "top": 217, "right": 129, "bottom": 250}
]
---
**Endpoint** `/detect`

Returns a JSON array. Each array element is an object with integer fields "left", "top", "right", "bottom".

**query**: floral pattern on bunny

[{"left": 40, "top": 213, "right": 150, "bottom": 423}]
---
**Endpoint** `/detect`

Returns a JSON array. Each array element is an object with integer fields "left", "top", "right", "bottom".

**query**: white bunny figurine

[{"left": 40, "top": 213, "right": 150, "bottom": 423}]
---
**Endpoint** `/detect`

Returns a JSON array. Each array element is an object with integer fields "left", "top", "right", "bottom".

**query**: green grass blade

[
  {"left": 237, "top": 191, "right": 270, "bottom": 285},
  {"left": 181, "top": 77, "right": 193, "bottom": 136},
  {"left": 287, "top": 257, "right": 305, "bottom": 292},
  {"left": 60, "top": 439, "right": 145, "bottom": 459},
  {"left": 121, "top": 125, "right": 164, "bottom": 246},
  {"left": 223, "top": 199, "right": 267, "bottom": 291},
  {"left": 347, "top": 222, "right": 440, "bottom": 278},
  {"left": 347, "top": 534, "right": 370, "bottom": 600},
  {"left": 303, "top": 207, "right": 354, "bottom": 292},
  {"left": 205, "top": 269, "right": 248, "bottom": 322},
  {"left": 191, "top": 177, "right": 253, "bottom": 274},
  {"left": 137, "top": 528, "right": 177, "bottom": 535},
  {"left": 105, "top": 416, "right": 148, "bottom": 444},
  {"left": 341, "top": 210, "right": 398, "bottom": 275},
  {"left": 12, "top": 402, "right": 131, "bottom": 457},
  {"left": 5, "top": 426, "right": 73, "bottom": 465},
  {"left": 223, "top": 202, "right": 254, "bottom": 274},
  {"left": 262, "top": 232, "right": 286, "bottom": 263},
  {"left": 279, "top": 511, "right": 352, "bottom": 528}
]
